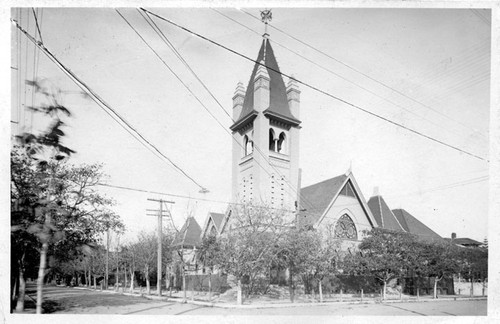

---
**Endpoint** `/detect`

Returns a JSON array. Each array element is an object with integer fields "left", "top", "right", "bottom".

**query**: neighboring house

[
  {"left": 444, "top": 233, "right": 483, "bottom": 248},
  {"left": 172, "top": 217, "right": 202, "bottom": 273},
  {"left": 200, "top": 212, "right": 225, "bottom": 238}
]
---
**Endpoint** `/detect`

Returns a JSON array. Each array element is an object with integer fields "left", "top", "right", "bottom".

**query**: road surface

[{"left": 19, "top": 285, "right": 487, "bottom": 316}]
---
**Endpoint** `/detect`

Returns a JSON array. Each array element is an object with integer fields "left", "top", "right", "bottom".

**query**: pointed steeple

[{"left": 230, "top": 39, "right": 300, "bottom": 131}]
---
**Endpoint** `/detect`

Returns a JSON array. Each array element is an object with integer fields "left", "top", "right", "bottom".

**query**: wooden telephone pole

[{"left": 147, "top": 198, "right": 175, "bottom": 297}]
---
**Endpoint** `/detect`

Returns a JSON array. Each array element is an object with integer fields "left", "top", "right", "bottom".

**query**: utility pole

[
  {"left": 105, "top": 229, "right": 110, "bottom": 290},
  {"left": 147, "top": 198, "right": 175, "bottom": 297}
]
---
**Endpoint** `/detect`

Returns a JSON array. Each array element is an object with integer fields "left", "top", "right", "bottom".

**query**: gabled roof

[
  {"left": 298, "top": 172, "right": 377, "bottom": 229},
  {"left": 172, "top": 217, "right": 202, "bottom": 249},
  {"left": 367, "top": 195, "right": 405, "bottom": 232},
  {"left": 392, "top": 208, "right": 442, "bottom": 242},
  {"left": 231, "top": 39, "right": 300, "bottom": 130},
  {"left": 200, "top": 212, "right": 225, "bottom": 238}
]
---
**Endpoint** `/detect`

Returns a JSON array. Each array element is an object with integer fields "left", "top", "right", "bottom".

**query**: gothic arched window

[
  {"left": 334, "top": 214, "right": 357, "bottom": 240},
  {"left": 277, "top": 132, "right": 286, "bottom": 154},
  {"left": 243, "top": 135, "right": 249, "bottom": 156},
  {"left": 269, "top": 129, "right": 276, "bottom": 151}
]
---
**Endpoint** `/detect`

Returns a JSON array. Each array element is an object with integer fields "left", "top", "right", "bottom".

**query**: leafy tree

[
  {"left": 197, "top": 234, "right": 222, "bottom": 300},
  {"left": 344, "top": 228, "right": 417, "bottom": 300},
  {"left": 458, "top": 246, "right": 488, "bottom": 296},
  {"left": 413, "top": 240, "right": 461, "bottom": 298},
  {"left": 133, "top": 231, "right": 157, "bottom": 295},
  {"left": 11, "top": 81, "right": 124, "bottom": 312},
  {"left": 218, "top": 204, "right": 290, "bottom": 304},
  {"left": 277, "top": 227, "right": 319, "bottom": 302},
  {"left": 305, "top": 228, "right": 343, "bottom": 302}
]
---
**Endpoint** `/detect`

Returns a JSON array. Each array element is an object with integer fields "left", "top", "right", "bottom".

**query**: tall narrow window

[
  {"left": 269, "top": 129, "right": 276, "bottom": 151},
  {"left": 243, "top": 135, "right": 249, "bottom": 156},
  {"left": 277, "top": 132, "right": 286, "bottom": 154}
]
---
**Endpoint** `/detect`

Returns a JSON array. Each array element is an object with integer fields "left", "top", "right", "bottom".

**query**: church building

[{"left": 188, "top": 13, "right": 442, "bottom": 251}]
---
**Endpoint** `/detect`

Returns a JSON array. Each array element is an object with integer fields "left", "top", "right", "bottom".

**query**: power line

[
  {"left": 32, "top": 8, "right": 43, "bottom": 44},
  {"left": 212, "top": 9, "right": 482, "bottom": 141},
  {"left": 136, "top": 9, "right": 317, "bottom": 211},
  {"left": 240, "top": 9, "right": 487, "bottom": 139},
  {"left": 12, "top": 18, "right": 209, "bottom": 193},
  {"left": 138, "top": 9, "right": 233, "bottom": 121},
  {"left": 140, "top": 8, "right": 487, "bottom": 162},
  {"left": 118, "top": 9, "right": 308, "bottom": 210},
  {"left": 97, "top": 182, "right": 297, "bottom": 213}
]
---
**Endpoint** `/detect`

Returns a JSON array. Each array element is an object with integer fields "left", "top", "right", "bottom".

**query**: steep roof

[
  {"left": 210, "top": 212, "right": 225, "bottom": 232},
  {"left": 231, "top": 39, "right": 300, "bottom": 130},
  {"left": 297, "top": 173, "right": 377, "bottom": 229},
  {"left": 392, "top": 208, "right": 442, "bottom": 242},
  {"left": 298, "top": 174, "right": 347, "bottom": 227},
  {"left": 367, "top": 195, "right": 405, "bottom": 232},
  {"left": 172, "top": 217, "right": 202, "bottom": 249}
]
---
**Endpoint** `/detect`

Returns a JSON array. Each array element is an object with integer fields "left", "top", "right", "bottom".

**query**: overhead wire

[
  {"left": 12, "top": 18, "right": 209, "bottom": 193},
  {"left": 136, "top": 9, "right": 315, "bottom": 212},
  {"left": 23, "top": 9, "right": 30, "bottom": 132},
  {"left": 212, "top": 8, "right": 477, "bottom": 141},
  {"left": 98, "top": 172, "right": 487, "bottom": 238},
  {"left": 240, "top": 9, "right": 487, "bottom": 139},
  {"left": 140, "top": 8, "right": 488, "bottom": 162},
  {"left": 30, "top": 8, "right": 43, "bottom": 133}
]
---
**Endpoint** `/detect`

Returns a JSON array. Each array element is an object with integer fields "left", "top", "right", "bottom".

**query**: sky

[{"left": 8, "top": 5, "right": 492, "bottom": 246}]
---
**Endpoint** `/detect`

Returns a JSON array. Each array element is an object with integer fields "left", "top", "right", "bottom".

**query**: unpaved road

[{"left": 16, "top": 284, "right": 487, "bottom": 315}]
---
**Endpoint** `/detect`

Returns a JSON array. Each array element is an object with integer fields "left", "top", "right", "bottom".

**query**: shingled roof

[
  {"left": 298, "top": 174, "right": 347, "bottom": 227},
  {"left": 172, "top": 217, "right": 202, "bottom": 249},
  {"left": 392, "top": 208, "right": 442, "bottom": 242},
  {"left": 367, "top": 195, "right": 405, "bottom": 232},
  {"left": 231, "top": 39, "right": 300, "bottom": 130}
]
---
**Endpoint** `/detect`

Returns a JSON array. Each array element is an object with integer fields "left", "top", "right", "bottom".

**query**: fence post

[
  {"left": 399, "top": 288, "right": 402, "bottom": 300},
  {"left": 416, "top": 287, "right": 419, "bottom": 301},
  {"left": 361, "top": 289, "right": 363, "bottom": 302},
  {"left": 340, "top": 289, "right": 343, "bottom": 302}
]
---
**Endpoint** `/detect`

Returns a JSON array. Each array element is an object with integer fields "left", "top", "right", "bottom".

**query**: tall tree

[
  {"left": 344, "top": 228, "right": 417, "bottom": 300},
  {"left": 414, "top": 240, "right": 461, "bottom": 298},
  {"left": 218, "top": 204, "right": 290, "bottom": 304},
  {"left": 133, "top": 231, "right": 157, "bottom": 295},
  {"left": 277, "top": 227, "right": 319, "bottom": 302},
  {"left": 197, "top": 234, "right": 222, "bottom": 301},
  {"left": 11, "top": 80, "right": 124, "bottom": 312}
]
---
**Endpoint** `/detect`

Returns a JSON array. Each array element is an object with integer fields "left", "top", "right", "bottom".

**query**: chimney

[
  {"left": 373, "top": 186, "right": 380, "bottom": 196},
  {"left": 451, "top": 232, "right": 456, "bottom": 240}
]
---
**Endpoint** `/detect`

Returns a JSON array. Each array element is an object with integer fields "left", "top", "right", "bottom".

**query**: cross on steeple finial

[{"left": 260, "top": 9, "right": 272, "bottom": 37}]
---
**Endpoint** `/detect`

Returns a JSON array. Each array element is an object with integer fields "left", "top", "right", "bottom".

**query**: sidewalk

[{"left": 73, "top": 286, "right": 487, "bottom": 309}]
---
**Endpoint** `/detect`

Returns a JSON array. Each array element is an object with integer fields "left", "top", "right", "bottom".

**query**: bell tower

[{"left": 230, "top": 10, "right": 301, "bottom": 211}]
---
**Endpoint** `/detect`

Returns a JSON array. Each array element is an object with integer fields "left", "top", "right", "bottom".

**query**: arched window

[
  {"left": 277, "top": 132, "right": 286, "bottom": 154},
  {"left": 269, "top": 129, "right": 276, "bottom": 151},
  {"left": 243, "top": 135, "right": 249, "bottom": 156},
  {"left": 334, "top": 214, "right": 357, "bottom": 240}
]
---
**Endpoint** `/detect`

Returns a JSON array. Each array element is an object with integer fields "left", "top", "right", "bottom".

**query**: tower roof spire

[{"left": 260, "top": 9, "right": 272, "bottom": 40}]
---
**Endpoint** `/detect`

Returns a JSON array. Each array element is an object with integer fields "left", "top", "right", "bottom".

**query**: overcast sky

[{"left": 9, "top": 6, "right": 491, "bottom": 244}]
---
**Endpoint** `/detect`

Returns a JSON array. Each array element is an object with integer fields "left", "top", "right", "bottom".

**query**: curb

[{"left": 70, "top": 286, "right": 487, "bottom": 309}]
